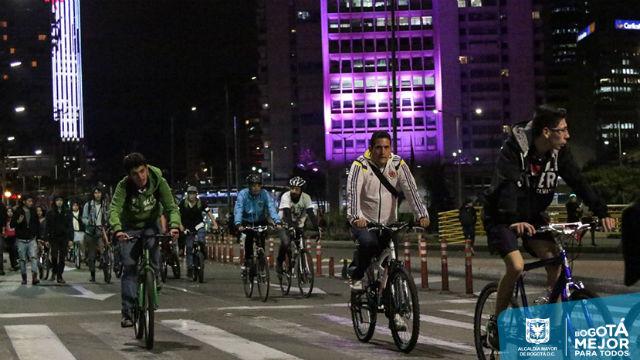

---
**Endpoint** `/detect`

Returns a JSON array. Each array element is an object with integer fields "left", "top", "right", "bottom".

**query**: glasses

[{"left": 550, "top": 127, "right": 569, "bottom": 134}]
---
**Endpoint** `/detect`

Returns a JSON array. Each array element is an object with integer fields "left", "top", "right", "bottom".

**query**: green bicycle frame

[{"left": 137, "top": 248, "right": 159, "bottom": 308}]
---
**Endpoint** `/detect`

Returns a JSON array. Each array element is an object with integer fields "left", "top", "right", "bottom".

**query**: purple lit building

[{"left": 321, "top": 0, "right": 442, "bottom": 165}]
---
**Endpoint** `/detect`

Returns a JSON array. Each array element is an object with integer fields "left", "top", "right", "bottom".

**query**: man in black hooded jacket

[{"left": 482, "top": 105, "right": 616, "bottom": 349}]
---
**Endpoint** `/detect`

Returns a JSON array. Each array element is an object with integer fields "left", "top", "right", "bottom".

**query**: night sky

[{"left": 81, "top": 0, "right": 257, "bottom": 181}]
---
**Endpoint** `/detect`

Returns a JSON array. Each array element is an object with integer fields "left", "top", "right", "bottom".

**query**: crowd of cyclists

[{"left": 2, "top": 104, "right": 637, "bottom": 355}]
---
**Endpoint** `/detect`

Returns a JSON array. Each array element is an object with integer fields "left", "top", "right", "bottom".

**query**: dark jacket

[
  {"left": 483, "top": 121, "right": 608, "bottom": 227},
  {"left": 46, "top": 207, "right": 72, "bottom": 243},
  {"left": 459, "top": 205, "right": 477, "bottom": 227},
  {"left": 11, "top": 205, "right": 40, "bottom": 240}
]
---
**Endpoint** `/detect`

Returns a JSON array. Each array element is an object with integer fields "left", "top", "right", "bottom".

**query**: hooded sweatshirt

[
  {"left": 483, "top": 121, "right": 608, "bottom": 227},
  {"left": 109, "top": 165, "right": 181, "bottom": 232}
]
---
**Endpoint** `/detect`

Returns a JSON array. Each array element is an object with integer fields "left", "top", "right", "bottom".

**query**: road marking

[
  {"left": 420, "top": 315, "right": 473, "bottom": 330},
  {"left": 6, "top": 325, "right": 76, "bottom": 360},
  {"left": 0, "top": 308, "right": 188, "bottom": 319},
  {"left": 315, "top": 313, "right": 473, "bottom": 352},
  {"left": 161, "top": 319, "right": 300, "bottom": 360},
  {"left": 269, "top": 284, "right": 327, "bottom": 295},
  {"left": 248, "top": 316, "right": 405, "bottom": 359},
  {"left": 443, "top": 298, "right": 477, "bottom": 304},
  {"left": 80, "top": 322, "right": 178, "bottom": 359},
  {"left": 70, "top": 284, "right": 115, "bottom": 301},
  {"left": 440, "top": 309, "right": 479, "bottom": 318},
  {"left": 413, "top": 276, "right": 460, "bottom": 284},
  {"left": 216, "top": 303, "right": 347, "bottom": 311},
  {"left": 163, "top": 284, "right": 205, "bottom": 296}
]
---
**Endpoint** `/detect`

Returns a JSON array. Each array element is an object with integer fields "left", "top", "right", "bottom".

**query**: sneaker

[
  {"left": 393, "top": 314, "right": 407, "bottom": 332},
  {"left": 487, "top": 315, "right": 500, "bottom": 350},
  {"left": 121, "top": 316, "right": 133, "bottom": 328},
  {"left": 350, "top": 279, "right": 363, "bottom": 292}
]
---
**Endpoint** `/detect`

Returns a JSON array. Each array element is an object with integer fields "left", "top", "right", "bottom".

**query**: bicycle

[
  {"left": 123, "top": 232, "right": 173, "bottom": 350},
  {"left": 240, "top": 225, "right": 271, "bottom": 302},
  {"left": 474, "top": 220, "right": 613, "bottom": 360},
  {"left": 159, "top": 233, "right": 180, "bottom": 282},
  {"left": 349, "top": 222, "right": 422, "bottom": 353},
  {"left": 95, "top": 225, "right": 114, "bottom": 284},
  {"left": 190, "top": 233, "right": 205, "bottom": 283},
  {"left": 37, "top": 240, "right": 51, "bottom": 281},
  {"left": 278, "top": 227, "right": 315, "bottom": 298},
  {"left": 73, "top": 240, "right": 82, "bottom": 269}
]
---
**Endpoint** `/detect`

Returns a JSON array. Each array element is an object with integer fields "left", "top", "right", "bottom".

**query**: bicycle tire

[
  {"left": 38, "top": 256, "right": 44, "bottom": 280},
  {"left": 350, "top": 288, "right": 377, "bottom": 342},
  {"left": 197, "top": 251, "right": 205, "bottom": 283},
  {"left": 564, "top": 288, "right": 613, "bottom": 352},
  {"left": 103, "top": 250, "right": 113, "bottom": 284},
  {"left": 74, "top": 243, "right": 81, "bottom": 269},
  {"left": 44, "top": 257, "right": 51, "bottom": 280},
  {"left": 192, "top": 250, "right": 199, "bottom": 282},
  {"left": 144, "top": 270, "right": 155, "bottom": 349},
  {"left": 172, "top": 255, "right": 181, "bottom": 279},
  {"left": 297, "top": 250, "right": 314, "bottom": 298},
  {"left": 256, "top": 251, "right": 270, "bottom": 302},
  {"left": 279, "top": 253, "right": 292, "bottom": 296},
  {"left": 474, "top": 282, "right": 500, "bottom": 360},
  {"left": 242, "top": 261, "right": 254, "bottom": 298},
  {"left": 134, "top": 286, "right": 145, "bottom": 340},
  {"left": 388, "top": 267, "right": 420, "bottom": 353}
]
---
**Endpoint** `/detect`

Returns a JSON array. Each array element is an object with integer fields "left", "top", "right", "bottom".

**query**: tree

[{"left": 583, "top": 165, "right": 640, "bottom": 204}]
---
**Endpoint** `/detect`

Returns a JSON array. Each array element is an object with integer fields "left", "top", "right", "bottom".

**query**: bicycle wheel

[
  {"left": 172, "top": 254, "right": 181, "bottom": 279},
  {"left": 197, "top": 251, "right": 205, "bottom": 283},
  {"left": 192, "top": 250, "right": 199, "bottom": 282},
  {"left": 256, "top": 251, "right": 270, "bottom": 302},
  {"left": 143, "top": 270, "right": 155, "bottom": 349},
  {"left": 564, "top": 288, "right": 613, "bottom": 348},
  {"left": 622, "top": 302, "right": 640, "bottom": 360},
  {"left": 114, "top": 248, "right": 123, "bottom": 279},
  {"left": 279, "top": 253, "right": 292, "bottom": 296},
  {"left": 297, "top": 250, "right": 314, "bottom": 298},
  {"left": 74, "top": 243, "right": 81, "bottom": 269},
  {"left": 134, "top": 289, "right": 145, "bottom": 340},
  {"left": 242, "top": 259, "right": 254, "bottom": 298},
  {"left": 350, "top": 285, "right": 377, "bottom": 342},
  {"left": 38, "top": 256, "right": 44, "bottom": 280},
  {"left": 103, "top": 250, "right": 113, "bottom": 284},
  {"left": 44, "top": 256, "right": 51, "bottom": 280},
  {"left": 160, "top": 256, "right": 168, "bottom": 283},
  {"left": 388, "top": 267, "right": 420, "bottom": 353}
]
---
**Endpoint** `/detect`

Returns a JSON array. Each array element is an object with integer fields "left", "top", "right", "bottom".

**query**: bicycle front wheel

[
  {"left": 279, "top": 253, "right": 292, "bottom": 296},
  {"left": 243, "top": 262, "right": 254, "bottom": 298},
  {"left": 103, "top": 250, "right": 113, "bottom": 284},
  {"left": 474, "top": 282, "right": 500, "bottom": 360},
  {"left": 297, "top": 250, "right": 314, "bottom": 298},
  {"left": 388, "top": 267, "right": 420, "bottom": 353},
  {"left": 564, "top": 288, "right": 612, "bottom": 349},
  {"left": 74, "top": 243, "right": 81, "bottom": 269},
  {"left": 197, "top": 251, "right": 205, "bottom": 283},
  {"left": 256, "top": 251, "right": 270, "bottom": 302},
  {"left": 144, "top": 270, "right": 155, "bottom": 349},
  {"left": 350, "top": 287, "right": 376, "bottom": 342}
]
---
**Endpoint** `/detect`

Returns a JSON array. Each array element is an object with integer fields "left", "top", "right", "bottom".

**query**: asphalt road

[{"left": 0, "top": 243, "right": 633, "bottom": 360}]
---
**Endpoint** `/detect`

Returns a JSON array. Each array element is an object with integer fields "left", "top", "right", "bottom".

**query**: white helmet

[{"left": 289, "top": 176, "right": 306, "bottom": 187}]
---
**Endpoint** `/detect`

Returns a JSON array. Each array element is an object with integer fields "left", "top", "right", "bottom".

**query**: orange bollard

[
  {"left": 419, "top": 234, "right": 429, "bottom": 289},
  {"left": 316, "top": 241, "right": 322, "bottom": 276},
  {"left": 223, "top": 240, "right": 228, "bottom": 263},
  {"left": 328, "top": 257, "right": 335, "bottom": 278},
  {"left": 465, "top": 239, "right": 473, "bottom": 295},
  {"left": 404, "top": 240, "right": 411, "bottom": 273},
  {"left": 229, "top": 241, "right": 235, "bottom": 264},
  {"left": 440, "top": 238, "right": 449, "bottom": 292}
]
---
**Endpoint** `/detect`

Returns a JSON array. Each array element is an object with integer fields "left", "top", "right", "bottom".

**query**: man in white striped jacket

[{"left": 346, "top": 131, "right": 430, "bottom": 292}]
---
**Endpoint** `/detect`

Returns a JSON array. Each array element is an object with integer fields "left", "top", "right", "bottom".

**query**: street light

[
  {"left": 191, "top": 106, "right": 197, "bottom": 112},
  {"left": 10, "top": 61, "right": 22, "bottom": 68},
  {"left": 14, "top": 106, "right": 25, "bottom": 113},
  {"left": 7, "top": 136, "right": 15, "bottom": 142},
  {"left": 34, "top": 149, "right": 42, "bottom": 155},
  {"left": 475, "top": 108, "right": 483, "bottom": 115}
]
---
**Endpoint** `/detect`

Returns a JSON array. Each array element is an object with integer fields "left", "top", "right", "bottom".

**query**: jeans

[
  {"left": 349, "top": 227, "right": 398, "bottom": 280},
  {"left": 186, "top": 228, "right": 205, "bottom": 269},
  {"left": 120, "top": 227, "right": 160, "bottom": 316},
  {"left": 17, "top": 238, "right": 37, "bottom": 275}
]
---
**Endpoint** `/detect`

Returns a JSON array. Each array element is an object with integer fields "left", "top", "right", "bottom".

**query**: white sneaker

[
  {"left": 393, "top": 314, "right": 407, "bottom": 331},
  {"left": 350, "top": 280, "right": 363, "bottom": 291}
]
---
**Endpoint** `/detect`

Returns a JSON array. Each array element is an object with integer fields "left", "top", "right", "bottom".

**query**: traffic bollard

[
  {"left": 269, "top": 238, "right": 274, "bottom": 269},
  {"left": 404, "top": 240, "right": 411, "bottom": 274},
  {"left": 329, "top": 257, "right": 335, "bottom": 278},
  {"left": 419, "top": 234, "right": 428, "bottom": 289},
  {"left": 316, "top": 241, "right": 322, "bottom": 276},
  {"left": 465, "top": 239, "right": 473, "bottom": 295},
  {"left": 440, "top": 238, "right": 449, "bottom": 292},
  {"left": 341, "top": 258, "right": 349, "bottom": 279}
]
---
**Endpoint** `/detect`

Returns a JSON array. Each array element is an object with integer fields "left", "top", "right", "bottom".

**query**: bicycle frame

[{"left": 138, "top": 247, "right": 158, "bottom": 309}]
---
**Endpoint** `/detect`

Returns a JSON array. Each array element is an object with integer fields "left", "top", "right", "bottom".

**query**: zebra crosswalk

[{"left": 1, "top": 302, "right": 482, "bottom": 360}]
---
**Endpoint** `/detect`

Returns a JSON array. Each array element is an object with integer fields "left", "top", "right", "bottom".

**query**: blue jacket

[{"left": 234, "top": 189, "right": 281, "bottom": 225}]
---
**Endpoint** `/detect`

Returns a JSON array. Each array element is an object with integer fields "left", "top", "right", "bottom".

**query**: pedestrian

[
  {"left": 0, "top": 199, "right": 6, "bottom": 275},
  {"left": 459, "top": 198, "right": 478, "bottom": 252},
  {"left": 565, "top": 194, "right": 582, "bottom": 222},
  {"left": 70, "top": 200, "right": 85, "bottom": 262},
  {"left": 3, "top": 207, "right": 19, "bottom": 271},
  {"left": 11, "top": 194, "right": 40, "bottom": 285},
  {"left": 82, "top": 186, "right": 109, "bottom": 282},
  {"left": 46, "top": 196, "right": 72, "bottom": 284}
]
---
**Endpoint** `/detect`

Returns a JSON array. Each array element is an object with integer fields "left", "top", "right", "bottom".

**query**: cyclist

[
  {"left": 109, "top": 152, "right": 181, "bottom": 328},
  {"left": 234, "top": 173, "right": 287, "bottom": 277},
  {"left": 82, "top": 186, "right": 110, "bottom": 282},
  {"left": 346, "top": 130, "right": 430, "bottom": 290},
  {"left": 278, "top": 176, "right": 320, "bottom": 264},
  {"left": 482, "top": 105, "right": 616, "bottom": 349},
  {"left": 179, "top": 185, "right": 218, "bottom": 278}
]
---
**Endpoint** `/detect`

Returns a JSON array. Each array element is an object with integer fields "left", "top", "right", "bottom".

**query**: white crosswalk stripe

[
  {"left": 80, "top": 322, "right": 181, "bottom": 359},
  {"left": 314, "top": 313, "right": 474, "bottom": 352},
  {"left": 5, "top": 325, "right": 76, "bottom": 360},
  {"left": 161, "top": 319, "right": 301, "bottom": 360},
  {"left": 420, "top": 314, "right": 474, "bottom": 330},
  {"left": 248, "top": 315, "right": 406, "bottom": 359}
]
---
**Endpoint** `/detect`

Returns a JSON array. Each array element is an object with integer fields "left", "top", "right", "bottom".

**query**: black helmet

[
  {"left": 289, "top": 176, "right": 306, "bottom": 187},
  {"left": 246, "top": 173, "right": 262, "bottom": 185}
]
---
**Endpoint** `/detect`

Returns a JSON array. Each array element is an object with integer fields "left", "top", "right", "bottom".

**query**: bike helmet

[
  {"left": 186, "top": 185, "right": 198, "bottom": 193},
  {"left": 289, "top": 176, "right": 306, "bottom": 187},
  {"left": 246, "top": 173, "right": 262, "bottom": 185}
]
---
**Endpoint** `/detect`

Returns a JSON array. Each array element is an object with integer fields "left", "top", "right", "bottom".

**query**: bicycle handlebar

[{"left": 366, "top": 222, "right": 425, "bottom": 233}]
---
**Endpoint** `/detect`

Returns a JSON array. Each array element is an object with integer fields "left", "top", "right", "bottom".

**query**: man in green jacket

[{"left": 109, "top": 152, "right": 181, "bottom": 327}]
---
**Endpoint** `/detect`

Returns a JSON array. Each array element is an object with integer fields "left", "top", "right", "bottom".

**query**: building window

[
  {"left": 0, "top": 21, "right": 7, "bottom": 28},
  {"left": 356, "top": 139, "right": 367, "bottom": 150},
  {"left": 459, "top": 56, "right": 469, "bottom": 64},
  {"left": 38, "top": 34, "right": 47, "bottom": 41},
  {"left": 471, "top": 0, "right": 482, "bottom": 6},
  {"left": 531, "top": 11, "right": 540, "bottom": 19},
  {"left": 332, "top": 120, "right": 342, "bottom": 129},
  {"left": 367, "top": 119, "right": 377, "bottom": 128},
  {"left": 31, "top": 60, "right": 37, "bottom": 68},
  {"left": 9, "top": 47, "right": 15, "bottom": 54},
  {"left": 457, "top": 0, "right": 467, "bottom": 7},
  {"left": 1, "top": 34, "right": 7, "bottom": 41},
  {"left": 297, "top": 11, "right": 310, "bottom": 21},
  {"left": 333, "top": 140, "right": 343, "bottom": 150}
]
